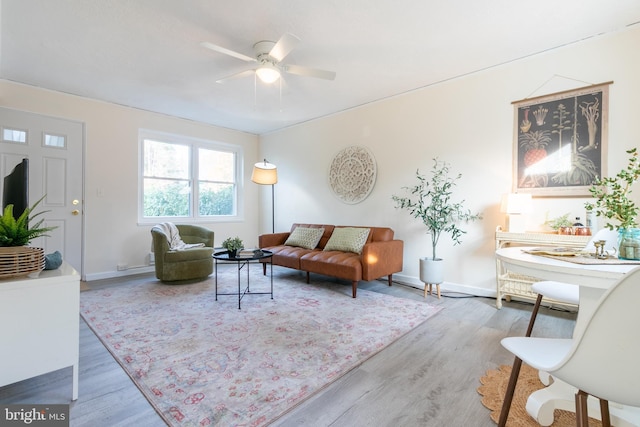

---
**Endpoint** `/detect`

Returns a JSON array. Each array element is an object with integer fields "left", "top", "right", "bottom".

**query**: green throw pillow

[
  {"left": 284, "top": 226, "right": 325, "bottom": 249},
  {"left": 323, "top": 227, "right": 370, "bottom": 254}
]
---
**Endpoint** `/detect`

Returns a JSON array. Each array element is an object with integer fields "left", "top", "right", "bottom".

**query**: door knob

[{"left": 72, "top": 209, "right": 80, "bottom": 215}]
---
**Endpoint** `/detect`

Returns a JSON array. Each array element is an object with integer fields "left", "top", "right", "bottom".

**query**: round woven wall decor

[{"left": 328, "top": 146, "right": 377, "bottom": 204}]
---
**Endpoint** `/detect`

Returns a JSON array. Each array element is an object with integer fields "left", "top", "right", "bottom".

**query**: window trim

[{"left": 138, "top": 129, "right": 244, "bottom": 225}]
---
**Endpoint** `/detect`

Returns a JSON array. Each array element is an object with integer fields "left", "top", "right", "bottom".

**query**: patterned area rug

[
  {"left": 81, "top": 266, "right": 441, "bottom": 426},
  {"left": 477, "top": 364, "right": 603, "bottom": 426}
]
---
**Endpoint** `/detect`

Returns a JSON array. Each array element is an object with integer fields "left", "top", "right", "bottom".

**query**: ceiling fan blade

[
  {"left": 284, "top": 64, "right": 336, "bottom": 80},
  {"left": 215, "top": 69, "right": 255, "bottom": 84},
  {"left": 269, "top": 33, "right": 300, "bottom": 62},
  {"left": 200, "top": 41, "right": 256, "bottom": 62}
]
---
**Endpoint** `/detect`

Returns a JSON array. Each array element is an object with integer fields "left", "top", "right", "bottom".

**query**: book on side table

[{"left": 238, "top": 248, "right": 264, "bottom": 258}]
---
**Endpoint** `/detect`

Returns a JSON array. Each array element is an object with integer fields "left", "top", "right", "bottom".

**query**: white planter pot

[{"left": 419, "top": 257, "right": 444, "bottom": 284}]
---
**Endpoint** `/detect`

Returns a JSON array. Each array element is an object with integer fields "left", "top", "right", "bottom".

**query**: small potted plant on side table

[
  {"left": 221, "top": 237, "right": 244, "bottom": 258},
  {"left": 585, "top": 148, "right": 640, "bottom": 260},
  {"left": 544, "top": 213, "right": 574, "bottom": 235}
]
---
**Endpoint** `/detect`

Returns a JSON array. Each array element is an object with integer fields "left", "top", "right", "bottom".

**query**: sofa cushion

[
  {"left": 263, "top": 245, "right": 319, "bottom": 270},
  {"left": 164, "top": 246, "right": 214, "bottom": 262},
  {"left": 368, "top": 227, "right": 394, "bottom": 243},
  {"left": 284, "top": 226, "right": 325, "bottom": 250},
  {"left": 289, "top": 224, "right": 335, "bottom": 249},
  {"left": 300, "top": 250, "right": 362, "bottom": 281},
  {"left": 323, "top": 227, "right": 371, "bottom": 254}
]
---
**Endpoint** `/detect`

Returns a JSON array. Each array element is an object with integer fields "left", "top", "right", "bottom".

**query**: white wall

[
  {"left": 259, "top": 26, "right": 640, "bottom": 295},
  {"left": 0, "top": 81, "right": 259, "bottom": 280},
  {"left": 2, "top": 26, "right": 638, "bottom": 290}
]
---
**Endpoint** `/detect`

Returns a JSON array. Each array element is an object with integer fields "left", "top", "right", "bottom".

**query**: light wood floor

[{"left": 0, "top": 267, "right": 576, "bottom": 426}]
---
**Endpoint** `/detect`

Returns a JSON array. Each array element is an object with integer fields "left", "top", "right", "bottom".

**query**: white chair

[
  {"left": 500, "top": 265, "right": 640, "bottom": 427},
  {"left": 497, "top": 228, "right": 618, "bottom": 426}
]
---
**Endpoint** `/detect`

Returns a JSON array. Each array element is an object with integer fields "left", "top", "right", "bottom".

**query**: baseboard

[
  {"left": 85, "top": 266, "right": 155, "bottom": 281},
  {"left": 85, "top": 268, "right": 496, "bottom": 300},
  {"left": 391, "top": 273, "right": 496, "bottom": 298}
]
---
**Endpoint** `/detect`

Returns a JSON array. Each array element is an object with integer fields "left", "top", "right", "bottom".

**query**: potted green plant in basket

[
  {"left": 0, "top": 196, "right": 57, "bottom": 277},
  {"left": 0, "top": 196, "right": 56, "bottom": 247},
  {"left": 392, "top": 158, "right": 482, "bottom": 287},
  {"left": 221, "top": 236, "right": 244, "bottom": 258},
  {"left": 585, "top": 147, "right": 640, "bottom": 260}
]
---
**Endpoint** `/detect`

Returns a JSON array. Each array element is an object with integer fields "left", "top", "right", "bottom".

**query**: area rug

[
  {"left": 478, "top": 364, "right": 603, "bottom": 426},
  {"left": 80, "top": 266, "right": 442, "bottom": 426}
]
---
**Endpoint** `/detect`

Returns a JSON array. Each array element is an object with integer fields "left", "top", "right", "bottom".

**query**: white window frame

[{"left": 138, "top": 129, "right": 244, "bottom": 224}]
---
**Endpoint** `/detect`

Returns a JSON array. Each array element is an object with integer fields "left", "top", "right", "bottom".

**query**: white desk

[
  {"left": 495, "top": 247, "right": 640, "bottom": 426},
  {"left": 0, "top": 262, "right": 80, "bottom": 400},
  {"left": 495, "top": 228, "right": 590, "bottom": 309},
  {"left": 496, "top": 247, "right": 634, "bottom": 333}
]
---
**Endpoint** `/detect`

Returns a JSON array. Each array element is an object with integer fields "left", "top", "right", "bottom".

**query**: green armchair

[{"left": 150, "top": 224, "right": 214, "bottom": 282}]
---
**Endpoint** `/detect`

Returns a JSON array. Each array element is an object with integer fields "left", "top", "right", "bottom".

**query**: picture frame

[{"left": 512, "top": 81, "right": 611, "bottom": 197}]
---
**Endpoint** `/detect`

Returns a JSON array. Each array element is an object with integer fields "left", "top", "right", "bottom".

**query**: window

[
  {"left": 2, "top": 127, "right": 27, "bottom": 143},
  {"left": 44, "top": 133, "right": 66, "bottom": 148},
  {"left": 140, "top": 131, "right": 243, "bottom": 222}
]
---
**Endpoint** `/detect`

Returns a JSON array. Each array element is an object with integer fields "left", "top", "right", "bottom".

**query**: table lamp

[{"left": 500, "top": 193, "right": 532, "bottom": 233}]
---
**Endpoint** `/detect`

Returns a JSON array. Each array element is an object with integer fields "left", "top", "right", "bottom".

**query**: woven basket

[
  {"left": 499, "top": 272, "right": 540, "bottom": 299},
  {"left": 0, "top": 246, "right": 45, "bottom": 279},
  {"left": 499, "top": 271, "right": 578, "bottom": 309}
]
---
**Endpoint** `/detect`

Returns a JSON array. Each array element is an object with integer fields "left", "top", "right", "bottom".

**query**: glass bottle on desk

[{"left": 619, "top": 228, "right": 640, "bottom": 260}]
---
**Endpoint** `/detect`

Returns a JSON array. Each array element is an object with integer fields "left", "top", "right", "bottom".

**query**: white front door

[{"left": 0, "top": 107, "right": 84, "bottom": 273}]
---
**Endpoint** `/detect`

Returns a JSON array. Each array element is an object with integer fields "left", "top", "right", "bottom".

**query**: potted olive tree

[
  {"left": 585, "top": 147, "right": 640, "bottom": 259},
  {"left": 393, "top": 158, "right": 482, "bottom": 286}
]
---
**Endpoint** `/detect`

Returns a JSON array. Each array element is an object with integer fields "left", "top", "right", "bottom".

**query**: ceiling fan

[{"left": 200, "top": 33, "right": 336, "bottom": 84}]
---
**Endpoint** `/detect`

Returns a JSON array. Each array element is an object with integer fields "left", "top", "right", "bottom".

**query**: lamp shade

[
  {"left": 251, "top": 160, "right": 278, "bottom": 185},
  {"left": 255, "top": 63, "right": 281, "bottom": 84},
  {"left": 500, "top": 193, "right": 532, "bottom": 214}
]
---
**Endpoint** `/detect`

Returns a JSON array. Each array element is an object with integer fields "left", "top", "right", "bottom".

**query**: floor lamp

[{"left": 251, "top": 159, "right": 278, "bottom": 233}]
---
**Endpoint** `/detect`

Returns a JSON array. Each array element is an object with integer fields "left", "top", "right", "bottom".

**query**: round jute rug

[{"left": 477, "top": 364, "right": 603, "bottom": 426}]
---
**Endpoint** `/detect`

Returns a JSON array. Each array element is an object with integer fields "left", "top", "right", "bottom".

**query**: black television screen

[{"left": 3, "top": 158, "right": 29, "bottom": 219}]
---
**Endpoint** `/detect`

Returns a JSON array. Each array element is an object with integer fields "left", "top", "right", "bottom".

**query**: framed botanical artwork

[{"left": 512, "top": 81, "right": 612, "bottom": 196}]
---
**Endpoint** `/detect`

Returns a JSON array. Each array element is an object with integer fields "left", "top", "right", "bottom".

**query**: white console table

[
  {"left": 495, "top": 226, "right": 591, "bottom": 309},
  {"left": 0, "top": 262, "right": 80, "bottom": 400}
]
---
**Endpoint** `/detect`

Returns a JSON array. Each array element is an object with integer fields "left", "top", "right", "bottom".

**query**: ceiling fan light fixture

[{"left": 256, "top": 63, "right": 281, "bottom": 84}]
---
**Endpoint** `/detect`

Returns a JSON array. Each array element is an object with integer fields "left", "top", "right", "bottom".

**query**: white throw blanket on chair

[{"left": 155, "top": 222, "right": 205, "bottom": 250}]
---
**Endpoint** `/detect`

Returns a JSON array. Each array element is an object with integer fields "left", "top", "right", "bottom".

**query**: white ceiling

[{"left": 2, "top": 1, "right": 640, "bottom": 135}]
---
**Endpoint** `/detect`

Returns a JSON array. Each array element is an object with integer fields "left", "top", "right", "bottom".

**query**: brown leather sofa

[{"left": 258, "top": 223, "right": 403, "bottom": 298}]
